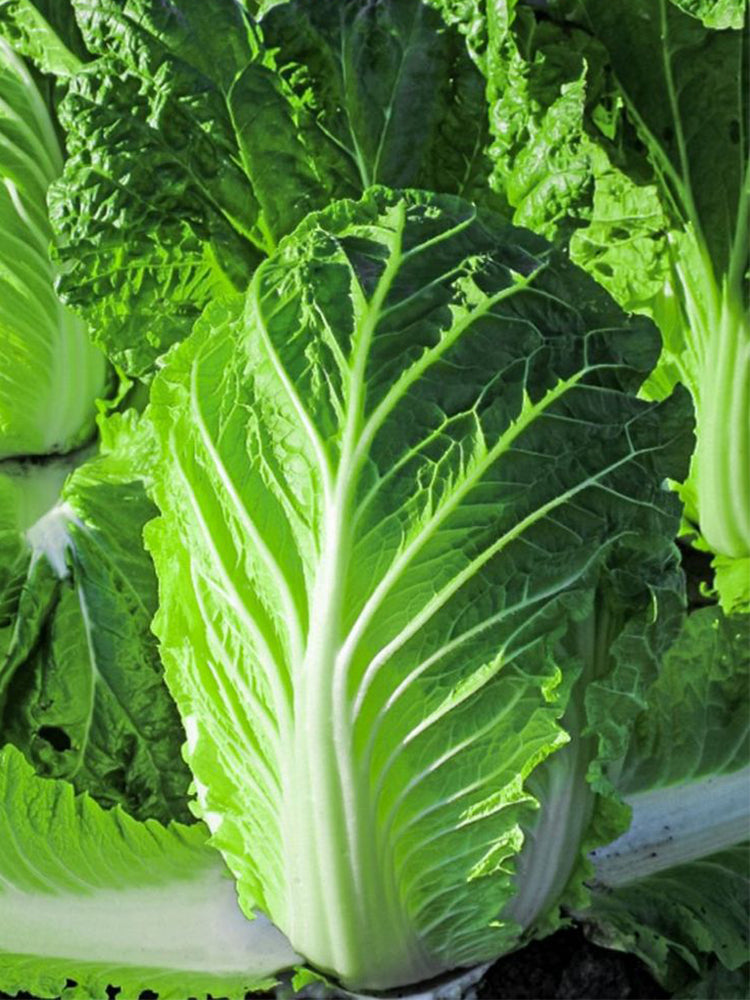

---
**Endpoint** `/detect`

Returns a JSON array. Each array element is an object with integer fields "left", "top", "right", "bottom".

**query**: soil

[
  {"left": 473, "top": 927, "right": 668, "bottom": 999},
  {"left": 678, "top": 539, "right": 715, "bottom": 611}
]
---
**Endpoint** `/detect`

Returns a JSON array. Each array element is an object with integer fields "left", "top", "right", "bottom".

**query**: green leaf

[
  {"left": 0, "top": 744, "right": 298, "bottom": 999},
  {"left": 0, "top": 0, "right": 87, "bottom": 74},
  {"left": 679, "top": 961, "right": 750, "bottom": 999},
  {"left": 245, "top": 0, "right": 495, "bottom": 237},
  {"left": 483, "top": 4, "right": 609, "bottom": 241},
  {"left": 0, "top": 40, "right": 106, "bottom": 457},
  {"left": 145, "top": 188, "right": 692, "bottom": 989},
  {"left": 574, "top": 0, "right": 747, "bottom": 280},
  {"left": 50, "top": 0, "right": 497, "bottom": 376},
  {"left": 587, "top": 846, "right": 750, "bottom": 995},
  {"left": 0, "top": 444, "right": 194, "bottom": 824},
  {"left": 585, "top": 607, "right": 750, "bottom": 992},
  {"left": 546, "top": 0, "right": 750, "bottom": 605},
  {"left": 619, "top": 607, "right": 749, "bottom": 794},
  {"left": 569, "top": 151, "right": 672, "bottom": 316},
  {"left": 50, "top": 0, "right": 264, "bottom": 376}
]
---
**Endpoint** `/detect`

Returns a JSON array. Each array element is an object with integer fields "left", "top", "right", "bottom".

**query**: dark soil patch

[
  {"left": 475, "top": 927, "right": 668, "bottom": 999},
  {"left": 678, "top": 538, "right": 715, "bottom": 611}
]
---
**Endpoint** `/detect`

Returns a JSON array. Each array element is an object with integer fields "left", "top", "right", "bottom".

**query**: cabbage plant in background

[
  {"left": 0, "top": 2, "right": 747, "bottom": 999},
  {"left": 431, "top": 0, "right": 750, "bottom": 612}
]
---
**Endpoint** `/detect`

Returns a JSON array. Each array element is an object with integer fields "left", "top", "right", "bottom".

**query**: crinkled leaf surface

[
  {"left": 466, "top": 0, "right": 749, "bottom": 606},
  {"left": 242, "top": 0, "right": 494, "bottom": 233},
  {"left": 485, "top": 3, "right": 610, "bottom": 242},
  {"left": 0, "top": 0, "right": 87, "bottom": 74},
  {"left": 0, "top": 446, "right": 193, "bottom": 824},
  {"left": 0, "top": 744, "right": 298, "bottom": 1000},
  {"left": 49, "top": 0, "right": 263, "bottom": 376},
  {"left": 669, "top": 0, "right": 747, "bottom": 34},
  {"left": 618, "top": 607, "right": 750, "bottom": 795},
  {"left": 0, "top": 40, "right": 105, "bottom": 458},
  {"left": 145, "top": 189, "right": 691, "bottom": 989},
  {"left": 51, "top": 0, "right": 495, "bottom": 376}
]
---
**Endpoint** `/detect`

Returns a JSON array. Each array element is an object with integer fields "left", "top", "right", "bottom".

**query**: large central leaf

[{"left": 145, "top": 189, "right": 691, "bottom": 989}]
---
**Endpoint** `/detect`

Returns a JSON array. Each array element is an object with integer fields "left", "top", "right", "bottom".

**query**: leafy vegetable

[
  {"left": 0, "top": 444, "right": 194, "bottom": 823},
  {"left": 0, "top": 38, "right": 105, "bottom": 458},
  {"left": 587, "top": 606, "right": 750, "bottom": 995},
  {"left": 0, "top": 0, "right": 87, "bottom": 76},
  {"left": 49, "top": 0, "right": 494, "bottom": 376},
  {"left": 0, "top": 1, "right": 747, "bottom": 995},
  {"left": 568, "top": 0, "right": 749, "bottom": 614},
  {"left": 454, "top": 0, "right": 750, "bottom": 611},
  {"left": 0, "top": 744, "right": 298, "bottom": 1000},
  {"left": 144, "top": 188, "right": 693, "bottom": 989}
]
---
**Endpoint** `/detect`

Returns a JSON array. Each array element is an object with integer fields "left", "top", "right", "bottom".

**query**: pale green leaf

[
  {"left": 0, "top": 745, "right": 298, "bottom": 999},
  {"left": 145, "top": 189, "right": 692, "bottom": 989},
  {"left": 0, "top": 40, "right": 106, "bottom": 457}
]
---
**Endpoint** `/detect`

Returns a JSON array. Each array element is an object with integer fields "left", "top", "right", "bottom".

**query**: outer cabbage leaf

[
  {"left": 237, "top": 0, "right": 495, "bottom": 237},
  {"left": 0, "top": 744, "right": 298, "bottom": 999},
  {"left": 572, "top": 0, "right": 746, "bottom": 282},
  {"left": 145, "top": 189, "right": 692, "bottom": 989},
  {"left": 562, "top": 0, "right": 750, "bottom": 610},
  {"left": 49, "top": 0, "right": 263, "bottom": 376},
  {"left": 50, "top": 0, "right": 495, "bottom": 376},
  {"left": 586, "top": 607, "right": 750, "bottom": 994},
  {"left": 0, "top": 442, "right": 193, "bottom": 824},
  {"left": 0, "top": 40, "right": 105, "bottom": 458},
  {"left": 509, "top": 557, "right": 687, "bottom": 943}
]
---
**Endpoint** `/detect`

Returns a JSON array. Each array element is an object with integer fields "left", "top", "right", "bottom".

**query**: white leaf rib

[
  {"left": 190, "top": 563, "right": 281, "bottom": 788},
  {"left": 190, "top": 348, "right": 306, "bottom": 666},
  {"left": 346, "top": 372, "right": 587, "bottom": 720},
  {"left": 321, "top": 205, "right": 410, "bottom": 945},
  {"left": 380, "top": 686, "right": 528, "bottom": 848},
  {"left": 171, "top": 449, "right": 293, "bottom": 737},
  {"left": 249, "top": 271, "right": 333, "bottom": 504}
]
